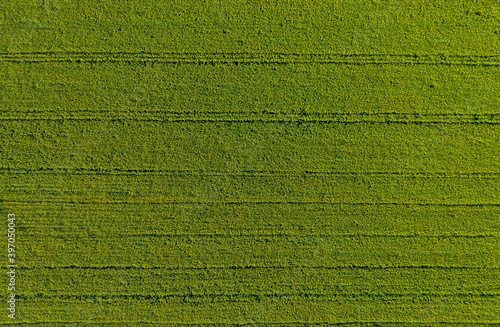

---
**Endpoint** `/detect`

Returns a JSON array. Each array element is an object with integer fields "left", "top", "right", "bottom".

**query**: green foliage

[{"left": 1, "top": 0, "right": 499, "bottom": 324}]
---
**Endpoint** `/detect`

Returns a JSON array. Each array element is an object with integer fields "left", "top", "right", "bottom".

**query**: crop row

[
  {"left": 2, "top": 1, "right": 500, "bottom": 55},
  {"left": 2, "top": 62, "right": 499, "bottom": 117}
]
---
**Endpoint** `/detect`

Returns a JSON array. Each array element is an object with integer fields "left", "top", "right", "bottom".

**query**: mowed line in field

[
  {"left": 19, "top": 232, "right": 500, "bottom": 238},
  {"left": 2, "top": 168, "right": 500, "bottom": 177},
  {"left": 6, "top": 200, "right": 500, "bottom": 206},
  {"left": 3, "top": 324, "right": 500, "bottom": 326},
  {"left": 2, "top": 117, "right": 499, "bottom": 124},
  {"left": 2, "top": 52, "right": 500, "bottom": 66},
  {"left": 9, "top": 324, "right": 500, "bottom": 326},
  {"left": 17, "top": 265, "right": 500, "bottom": 270},
  {"left": 16, "top": 292, "right": 500, "bottom": 303},
  {"left": 1, "top": 112, "right": 499, "bottom": 125}
]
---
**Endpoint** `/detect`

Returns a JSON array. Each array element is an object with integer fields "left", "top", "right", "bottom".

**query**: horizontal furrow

[
  {"left": 1, "top": 110, "right": 498, "bottom": 119},
  {"left": 2, "top": 323, "right": 500, "bottom": 326},
  {"left": 19, "top": 265, "right": 500, "bottom": 270},
  {"left": 1, "top": 53, "right": 500, "bottom": 66},
  {"left": 18, "top": 233, "right": 500, "bottom": 238},
  {"left": 1, "top": 118, "right": 499, "bottom": 124},
  {"left": 1, "top": 111, "right": 499, "bottom": 124},
  {"left": 2, "top": 52, "right": 500, "bottom": 58},
  {"left": 5, "top": 200, "right": 500, "bottom": 206},
  {"left": 17, "top": 292, "right": 500, "bottom": 302},
  {"left": 3, "top": 59, "right": 500, "bottom": 67},
  {"left": 1, "top": 168, "right": 499, "bottom": 177}
]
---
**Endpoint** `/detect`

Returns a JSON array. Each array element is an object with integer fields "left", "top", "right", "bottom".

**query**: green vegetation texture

[{"left": 0, "top": 0, "right": 499, "bottom": 325}]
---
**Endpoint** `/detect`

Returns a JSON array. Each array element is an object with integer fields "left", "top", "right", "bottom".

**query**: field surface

[{"left": 1, "top": 0, "right": 500, "bottom": 325}]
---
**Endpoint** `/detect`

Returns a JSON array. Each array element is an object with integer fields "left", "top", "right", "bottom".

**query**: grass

[{"left": 1, "top": 0, "right": 500, "bottom": 324}]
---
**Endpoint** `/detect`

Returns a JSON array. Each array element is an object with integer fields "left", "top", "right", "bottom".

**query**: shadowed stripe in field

[
  {"left": 3, "top": 322, "right": 500, "bottom": 325},
  {"left": 1, "top": 52, "right": 500, "bottom": 66},
  {"left": 20, "top": 265, "right": 500, "bottom": 270},
  {"left": 1, "top": 117, "right": 499, "bottom": 124},
  {"left": 19, "top": 232, "right": 500, "bottom": 238},
  {"left": 1, "top": 168, "right": 500, "bottom": 177},
  {"left": 16, "top": 292, "right": 500, "bottom": 301},
  {"left": 3, "top": 200, "right": 500, "bottom": 206}
]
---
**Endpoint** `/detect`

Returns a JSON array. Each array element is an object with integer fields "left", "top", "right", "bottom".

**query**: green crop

[{"left": 1, "top": 0, "right": 499, "bottom": 324}]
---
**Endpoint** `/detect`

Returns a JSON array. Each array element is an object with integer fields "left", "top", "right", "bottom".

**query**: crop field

[{"left": 1, "top": 0, "right": 500, "bottom": 325}]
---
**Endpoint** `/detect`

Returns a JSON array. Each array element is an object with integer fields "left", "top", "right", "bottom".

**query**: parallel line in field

[
  {"left": 21, "top": 232, "right": 500, "bottom": 238},
  {"left": 18, "top": 292, "right": 500, "bottom": 301},
  {"left": 2, "top": 168, "right": 499, "bottom": 178},
  {"left": 4, "top": 51, "right": 500, "bottom": 57},
  {"left": 3, "top": 59, "right": 500, "bottom": 67},
  {"left": 12, "top": 59, "right": 499, "bottom": 65},
  {"left": 1, "top": 52, "right": 500, "bottom": 66},
  {"left": 21, "top": 265, "right": 500, "bottom": 270},
  {"left": 0, "top": 117, "right": 499, "bottom": 124},
  {"left": 2, "top": 110, "right": 498, "bottom": 117},
  {"left": 4, "top": 322, "right": 500, "bottom": 326},
  {"left": 2, "top": 110, "right": 498, "bottom": 121},
  {"left": 4, "top": 200, "right": 499, "bottom": 207}
]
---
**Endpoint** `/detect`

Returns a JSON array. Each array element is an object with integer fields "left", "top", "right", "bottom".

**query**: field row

[
  {"left": 17, "top": 292, "right": 500, "bottom": 304},
  {"left": 2, "top": 171, "right": 499, "bottom": 204},
  {"left": 9, "top": 202, "right": 500, "bottom": 236},
  {"left": 20, "top": 266, "right": 500, "bottom": 299},
  {"left": 15, "top": 231, "right": 500, "bottom": 268},
  {"left": 2, "top": 62, "right": 500, "bottom": 116},
  {"left": 2, "top": 53, "right": 500, "bottom": 66},
  {"left": 1, "top": 121, "right": 498, "bottom": 173},
  {"left": 2, "top": 116, "right": 499, "bottom": 124},
  {"left": 2, "top": 1, "right": 500, "bottom": 54},
  {"left": 14, "top": 297, "right": 500, "bottom": 323}
]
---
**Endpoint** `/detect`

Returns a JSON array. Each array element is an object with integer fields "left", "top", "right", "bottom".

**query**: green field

[{"left": 1, "top": 0, "right": 500, "bottom": 325}]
